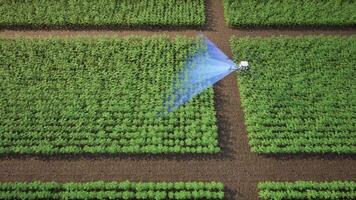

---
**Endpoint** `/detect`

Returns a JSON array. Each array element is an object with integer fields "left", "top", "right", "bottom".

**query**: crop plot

[
  {"left": 0, "top": 181, "right": 225, "bottom": 199},
  {"left": 223, "top": 0, "right": 356, "bottom": 27},
  {"left": 0, "top": 37, "right": 220, "bottom": 154},
  {"left": 0, "top": 0, "right": 205, "bottom": 27},
  {"left": 258, "top": 181, "right": 356, "bottom": 199},
  {"left": 1, "top": 1, "right": 356, "bottom": 199},
  {"left": 231, "top": 36, "right": 356, "bottom": 154}
]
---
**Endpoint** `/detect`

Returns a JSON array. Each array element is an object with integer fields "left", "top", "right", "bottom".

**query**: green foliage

[
  {"left": 258, "top": 181, "right": 356, "bottom": 200},
  {"left": 231, "top": 36, "right": 356, "bottom": 154},
  {"left": 0, "top": 181, "right": 224, "bottom": 199},
  {"left": 0, "top": 36, "right": 219, "bottom": 154},
  {"left": 224, "top": 0, "right": 356, "bottom": 27},
  {"left": 0, "top": 0, "right": 205, "bottom": 27}
]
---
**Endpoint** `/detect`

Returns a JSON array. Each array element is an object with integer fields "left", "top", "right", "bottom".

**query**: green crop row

[
  {"left": 0, "top": 36, "right": 219, "bottom": 154},
  {"left": 231, "top": 36, "right": 356, "bottom": 154},
  {"left": 259, "top": 181, "right": 356, "bottom": 200},
  {"left": 0, "top": 0, "right": 205, "bottom": 27},
  {"left": 223, "top": 0, "right": 356, "bottom": 27},
  {"left": 0, "top": 181, "right": 225, "bottom": 199}
]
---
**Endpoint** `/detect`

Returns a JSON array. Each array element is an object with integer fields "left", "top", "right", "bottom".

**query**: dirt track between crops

[{"left": 1, "top": 0, "right": 356, "bottom": 199}]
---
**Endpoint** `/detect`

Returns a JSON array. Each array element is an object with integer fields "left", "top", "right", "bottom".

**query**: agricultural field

[
  {"left": 0, "top": 0, "right": 355, "bottom": 199},
  {"left": 231, "top": 36, "right": 356, "bottom": 154},
  {"left": 0, "top": 0, "right": 205, "bottom": 27},
  {"left": 0, "top": 37, "right": 219, "bottom": 154},
  {"left": 258, "top": 181, "right": 356, "bottom": 200},
  {"left": 223, "top": 0, "right": 356, "bottom": 27},
  {"left": 0, "top": 181, "right": 225, "bottom": 199}
]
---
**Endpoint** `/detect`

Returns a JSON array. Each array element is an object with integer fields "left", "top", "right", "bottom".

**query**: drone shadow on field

[{"left": 224, "top": 187, "right": 237, "bottom": 200}]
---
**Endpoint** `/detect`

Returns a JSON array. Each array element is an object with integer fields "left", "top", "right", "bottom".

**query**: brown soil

[{"left": 0, "top": 0, "right": 356, "bottom": 199}]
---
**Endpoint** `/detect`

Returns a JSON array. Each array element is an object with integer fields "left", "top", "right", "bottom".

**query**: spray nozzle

[
  {"left": 229, "top": 61, "right": 249, "bottom": 71},
  {"left": 229, "top": 65, "right": 237, "bottom": 71}
]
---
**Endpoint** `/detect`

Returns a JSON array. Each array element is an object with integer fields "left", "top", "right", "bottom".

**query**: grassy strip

[
  {"left": 0, "top": 36, "right": 219, "bottom": 154},
  {"left": 259, "top": 181, "right": 356, "bottom": 200},
  {"left": 223, "top": 0, "right": 356, "bottom": 27},
  {"left": 0, "top": 0, "right": 205, "bottom": 27},
  {"left": 231, "top": 36, "right": 356, "bottom": 154},
  {"left": 0, "top": 181, "right": 225, "bottom": 199}
]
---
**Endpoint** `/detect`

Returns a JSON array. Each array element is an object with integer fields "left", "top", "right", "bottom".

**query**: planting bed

[
  {"left": 0, "top": 0, "right": 205, "bottom": 27},
  {"left": 231, "top": 36, "right": 356, "bottom": 154},
  {"left": 0, "top": 37, "right": 219, "bottom": 154},
  {"left": 0, "top": 0, "right": 356, "bottom": 199},
  {"left": 0, "top": 181, "right": 224, "bottom": 199},
  {"left": 223, "top": 0, "right": 356, "bottom": 27},
  {"left": 258, "top": 181, "right": 356, "bottom": 199}
]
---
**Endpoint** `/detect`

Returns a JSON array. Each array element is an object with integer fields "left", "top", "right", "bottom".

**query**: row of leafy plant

[
  {"left": 0, "top": 0, "right": 205, "bottom": 27},
  {"left": 231, "top": 36, "right": 356, "bottom": 153},
  {"left": 0, "top": 181, "right": 224, "bottom": 199},
  {"left": 0, "top": 36, "right": 220, "bottom": 154},
  {"left": 223, "top": 0, "right": 356, "bottom": 27},
  {"left": 259, "top": 181, "right": 356, "bottom": 200}
]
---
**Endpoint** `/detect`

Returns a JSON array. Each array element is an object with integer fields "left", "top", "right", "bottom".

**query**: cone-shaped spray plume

[{"left": 162, "top": 36, "right": 246, "bottom": 115}]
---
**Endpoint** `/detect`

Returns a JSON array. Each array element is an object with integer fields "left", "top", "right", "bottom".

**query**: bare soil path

[{"left": 1, "top": 0, "right": 356, "bottom": 199}]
